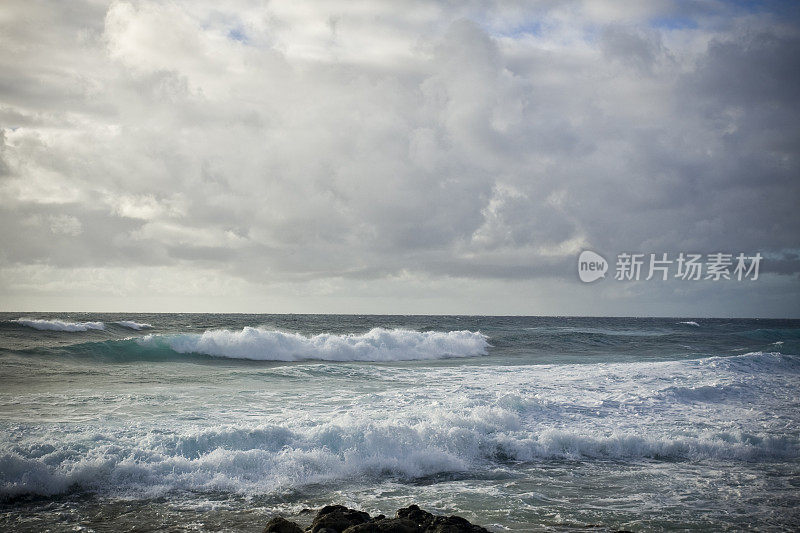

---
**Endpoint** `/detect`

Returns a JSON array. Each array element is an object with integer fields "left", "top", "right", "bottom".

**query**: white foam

[
  {"left": 115, "top": 321, "right": 153, "bottom": 330},
  {"left": 678, "top": 321, "right": 700, "bottom": 326},
  {"left": 13, "top": 318, "right": 105, "bottom": 332},
  {"left": 141, "top": 327, "right": 489, "bottom": 361},
  {"left": 1, "top": 411, "right": 795, "bottom": 499},
  {"left": 1, "top": 350, "right": 796, "bottom": 499},
  {"left": 697, "top": 351, "right": 799, "bottom": 373}
]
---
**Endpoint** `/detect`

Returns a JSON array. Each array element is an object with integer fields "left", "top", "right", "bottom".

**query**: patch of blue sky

[
  {"left": 723, "top": 0, "right": 800, "bottom": 17},
  {"left": 649, "top": 15, "right": 699, "bottom": 31},
  {"left": 199, "top": 10, "right": 250, "bottom": 44},
  {"left": 676, "top": 0, "right": 800, "bottom": 22},
  {"left": 647, "top": 1, "right": 799, "bottom": 33},
  {"left": 227, "top": 26, "right": 248, "bottom": 44},
  {"left": 499, "top": 20, "right": 544, "bottom": 38}
]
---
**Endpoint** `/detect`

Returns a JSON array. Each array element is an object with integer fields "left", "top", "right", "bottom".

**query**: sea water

[{"left": 1, "top": 314, "right": 798, "bottom": 531}]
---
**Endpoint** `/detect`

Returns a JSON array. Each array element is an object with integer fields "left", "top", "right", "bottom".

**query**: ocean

[{"left": 0, "top": 314, "right": 798, "bottom": 531}]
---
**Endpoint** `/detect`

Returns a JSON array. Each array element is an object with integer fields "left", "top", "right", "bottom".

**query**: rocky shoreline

[{"left": 264, "top": 504, "right": 491, "bottom": 533}]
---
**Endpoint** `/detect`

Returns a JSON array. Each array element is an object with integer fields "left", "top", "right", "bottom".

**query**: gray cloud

[
  {"left": 0, "top": 0, "right": 798, "bottom": 315},
  {"left": 600, "top": 25, "right": 667, "bottom": 74}
]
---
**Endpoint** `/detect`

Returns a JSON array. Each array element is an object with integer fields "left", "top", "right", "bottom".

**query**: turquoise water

[{"left": 1, "top": 314, "right": 799, "bottom": 531}]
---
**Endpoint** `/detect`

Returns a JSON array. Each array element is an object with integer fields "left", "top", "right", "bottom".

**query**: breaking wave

[
  {"left": 139, "top": 327, "right": 490, "bottom": 361},
  {"left": 678, "top": 321, "right": 700, "bottom": 327},
  {"left": 1, "top": 411, "right": 795, "bottom": 499},
  {"left": 12, "top": 318, "right": 106, "bottom": 332},
  {"left": 694, "top": 351, "right": 800, "bottom": 373},
  {"left": 0, "top": 349, "right": 797, "bottom": 499},
  {"left": 115, "top": 321, "right": 152, "bottom": 330}
]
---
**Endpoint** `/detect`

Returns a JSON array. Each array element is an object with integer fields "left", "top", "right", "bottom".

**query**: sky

[{"left": 0, "top": 0, "right": 799, "bottom": 317}]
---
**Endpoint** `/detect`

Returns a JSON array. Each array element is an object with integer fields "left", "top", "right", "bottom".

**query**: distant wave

[
  {"left": 11, "top": 318, "right": 153, "bottom": 332},
  {"left": 739, "top": 328, "right": 800, "bottom": 342},
  {"left": 12, "top": 318, "right": 105, "bottom": 332},
  {"left": 678, "top": 321, "right": 700, "bottom": 327},
  {"left": 114, "top": 321, "right": 152, "bottom": 330},
  {"left": 525, "top": 326, "right": 668, "bottom": 337},
  {"left": 136, "top": 327, "right": 490, "bottom": 362}
]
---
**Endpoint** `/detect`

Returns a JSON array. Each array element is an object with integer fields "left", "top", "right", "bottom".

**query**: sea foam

[
  {"left": 13, "top": 318, "right": 106, "bottom": 332},
  {"left": 141, "top": 327, "right": 489, "bottom": 361},
  {"left": 1, "top": 408, "right": 795, "bottom": 499},
  {"left": 1, "top": 350, "right": 797, "bottom": 499},
  {"left": 115, "top": 321, "right": 153, "bottom": 330}
]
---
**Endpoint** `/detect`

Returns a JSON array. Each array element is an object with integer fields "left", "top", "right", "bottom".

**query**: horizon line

[{"left": 2, "top": 311, "right": 799, "bottom": 320}]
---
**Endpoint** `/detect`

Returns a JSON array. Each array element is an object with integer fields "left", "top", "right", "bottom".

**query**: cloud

[
  {"left": 48, "top": 214, "right": 83, "bottom": 236},
  {"left": 0, "top": 0, "right": 798, "bottom": 315},
  {"left": 600, "top": 24, "right": 668, "bottom": 74}
]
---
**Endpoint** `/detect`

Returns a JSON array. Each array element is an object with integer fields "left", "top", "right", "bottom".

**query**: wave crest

[
  {"left": 2, "top": 418, "right": 795, "bottom": 499},
  {"left": 139, "top": 327, "right": 489, "bottom": 361},
  {"left": 114, "top": 321, "right": 152, "bottom": 330},
  {"left": 13, "top": 318, "right": 105, "bottom": 332},
  {"left": 698, "top": 351, "right": 800, "bottom": 373}
]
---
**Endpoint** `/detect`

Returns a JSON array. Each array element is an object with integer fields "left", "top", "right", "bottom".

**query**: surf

[
  {"left": 143, "top": 327, "right": 490, "bottom": 361},
  {"left": 11, "top": 318, "right": 106, "bottom": 332},
  {"left": 11, "top": 327, "right": 490, "bottom": 363}
]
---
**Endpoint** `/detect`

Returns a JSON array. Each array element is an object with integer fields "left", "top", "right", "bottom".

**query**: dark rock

[
  {"left": 263, "top": 516, "right": 304, "bottom": 533},
  {"left": 426, "top": 514, "right": 490, "bottom": 533},
  {"left": 396, "top": 505, "right": 489, "bottom": 533},
  {"left": 396, "top": 505, "right": 433, "bottom": 526},
  {"left": 262, "top": 504, "right": 490, "bottom": 533},
  {"left": 318, "top": 506, "right": 348, "bottom": 516},
  {"left": 310, "top": 505, "right": 372, "bottom": 533},
  {"left": 343, "top": 517, "right": 422, "bottom": 533}
]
